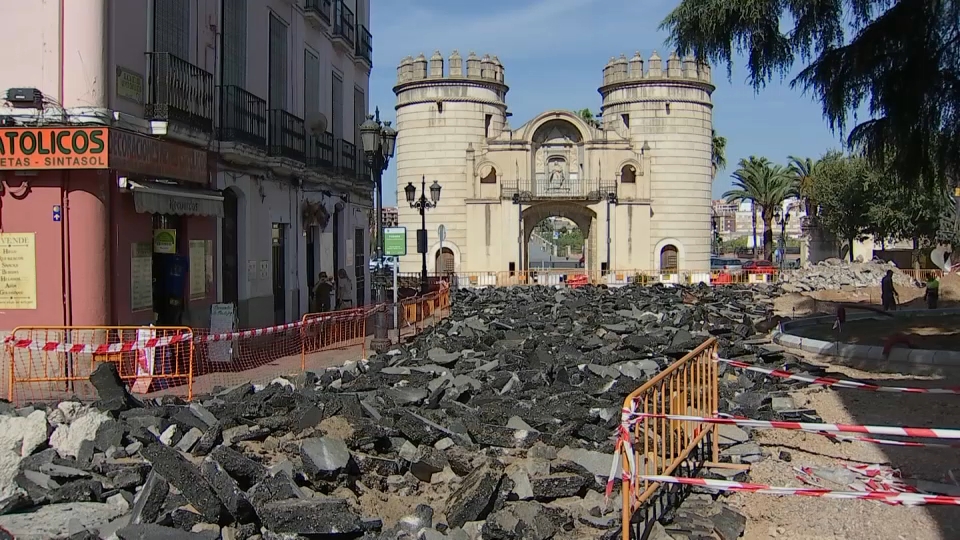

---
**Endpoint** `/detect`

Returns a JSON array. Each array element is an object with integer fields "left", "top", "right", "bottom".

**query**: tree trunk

[
  {"left": 848, "top": 237, "right": 855, "bottom": 261},
  {"left": 762, "top": 216, "right": 775, "bottom": 261},
  {"left": 912, "top": 235, "right": 921, "bottom": 270},
  {"left": 751, "top": 206, "right": 758, "bottom": 259}
]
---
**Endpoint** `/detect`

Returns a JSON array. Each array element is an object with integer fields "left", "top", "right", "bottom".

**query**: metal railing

[
  {"left": 306, "top": 132, "right": 334, "bottom": 169},
  {"left": 501, "top": 178, "right": 618, "bottom": 201},
  {"left": 356, "top": 24, "right": 372, "bottom": 65},
  {"left": 305, "top": 0, "right": 332, "bottom": 23},
  {"left": 218, "top": 85, "right": 267, "bottom": 148},
  {"left": 332, "top": 0, "right": 356, "bottom": 46},
  {"left": 267, "top": 109, "right": 306, "bottom": 162},
  {"left": 337, "top": 139, "right": 356, "bottom": 175},
  {"left": 145, "top": 52, "right": 215, "bottom": 132}
]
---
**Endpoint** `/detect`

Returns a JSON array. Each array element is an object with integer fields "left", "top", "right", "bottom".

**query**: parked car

[
  {"left": 369, "top": 256, "right": 398, "bottom": 272},
  {"left": 742, "top": 260, "right": 776, "bottom": 274},
  {"left": 711, "top": 257, "right": 744, "bottom": 271}
]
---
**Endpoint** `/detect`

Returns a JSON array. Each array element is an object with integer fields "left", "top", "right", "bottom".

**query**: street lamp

[
  {"left": 775, "top": 208, "right": 791, "bottom": 271},
  {"left": 605, "top": 192, "right": 617, "bottom": 275},
  {"left": 405, "top": 176, "right": 441, "bottom": 294},
  {"left": 359, "top": 108, "right": 397, "bottom": 353}
]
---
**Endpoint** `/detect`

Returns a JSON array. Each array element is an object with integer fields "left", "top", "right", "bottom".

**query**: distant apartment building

[
  {"left": 0, "top": 0, "right": 375, "bottom": 330},
  {"left": 382, "top": 206, "right": 399, "bottom": 227}
]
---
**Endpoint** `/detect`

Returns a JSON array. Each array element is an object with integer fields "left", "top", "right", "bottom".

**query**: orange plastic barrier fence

[{"left": 4, "top": 326, "right": 194, "bottom": 404}]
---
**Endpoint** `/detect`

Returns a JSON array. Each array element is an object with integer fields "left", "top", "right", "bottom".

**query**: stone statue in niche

[{"left": 548, "top": 159, "right": 567, "bottom": 189}]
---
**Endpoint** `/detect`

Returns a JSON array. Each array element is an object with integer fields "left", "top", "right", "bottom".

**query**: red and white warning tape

[
  {"left": 638, "top": 476, "right": 960, "bottom": 505},
  {"left": 716, "top": 357, "right": 960, "bottom": 394},
  {"left": 197, "top": 308, "right": 367, "bottom": 343},
  {"left": 628, "top": 413, "right": 960, "bottom": 440},
  {"left": 3, "top": 333, "right": 193, "bottom": 354}
]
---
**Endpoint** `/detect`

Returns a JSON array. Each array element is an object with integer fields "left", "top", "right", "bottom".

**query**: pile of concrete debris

[
  {"left": 779, "top": 259, "right": 920, "bottom": 292},
  {"left": 0, "top": 284, "right": 784, "bottom": 540}
]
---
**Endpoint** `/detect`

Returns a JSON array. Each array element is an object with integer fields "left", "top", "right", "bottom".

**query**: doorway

[
  {"left": 152, "top": 214, "right": 186, "bottom": 326},
  {"left": 271, "top": 223, "right": 287, "bottom": 325},
  {"left": 435, "top": 248, "right": 454, "bottom": 274},
  {"left": 306, "top": 226, "right": 317, "bottom": 293},
  {"left": 221, "top": 189, "right": 239, "bottom": 306},
  {"left": 354, "top": 228, "right": 365, "bottom": 306}
]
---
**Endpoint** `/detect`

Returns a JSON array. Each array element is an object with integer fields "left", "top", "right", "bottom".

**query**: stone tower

[
  {"left": 598, "top": 51, "right": 715, "bottom": 271},
  {"left": 393, "top": 50, "right": 508, "bottom": 272}
]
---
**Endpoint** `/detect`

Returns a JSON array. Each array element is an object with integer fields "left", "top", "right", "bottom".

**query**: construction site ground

[{"left": 736, "top": 280, "right": 960, "bottom": 539}]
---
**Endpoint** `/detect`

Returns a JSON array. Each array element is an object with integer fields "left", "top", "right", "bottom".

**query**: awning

[{"left": 129, "top": 180, "right": 224, "bottom": 217}]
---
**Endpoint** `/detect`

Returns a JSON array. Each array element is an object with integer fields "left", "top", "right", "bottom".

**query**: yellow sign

[
  {"left": 0, "top": 232, "right": 38, "bottom": 310},
  {"left": 153, "top": 229, "right": 177, "bottom": 254},
  {"left": 955, "top": 187, "right": 960, "bottom": 197}
]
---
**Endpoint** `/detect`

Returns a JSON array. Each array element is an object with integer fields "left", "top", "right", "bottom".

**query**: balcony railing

[
  {"left": 501, "top": 178, "right": 618, "bottom": 201},
  {"left": 356, "top": 24, "right": 372, "bottom": 65},
  {"left": 145, "top": 52, "right": 215, "bottom": 132},
  {"left": 332, "top": 0, "right": 356, "bottom": 47},
  {"left": 305, "top": 0, "right": 332, "bottom": 23},
  {"left": 337, "top": 139, "right": 356, "bottom": 175},
  {"left": 267, "top": 109, "right": 306, "bottom": 162},
  {"left": 218, "top": 85, "right": 267, "bottom": 148},
  {"left": 306, "top": 132, "right": 334, "bottom": 169}
]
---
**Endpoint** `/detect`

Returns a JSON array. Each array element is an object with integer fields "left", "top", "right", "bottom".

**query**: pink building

[{"left": 0, "top": 0, "right": 374, "bottom": 331}]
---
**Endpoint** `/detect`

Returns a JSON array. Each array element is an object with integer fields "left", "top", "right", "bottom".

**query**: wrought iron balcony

[
  {"left": 356, "top": 24, "right": 372, "bottom": 65},
  {"left": 306, "top": 132, "right": 334, "bottom": 169},
  {"left": 268, "top": 109, "right": 306, "bottom": 162},
  {"left": 501, "top": 178, "right": 618, "bottom": 201},
  {"left": 305, "top": 0, "right": 331, "bottom": 24},
  {"left": 336, "top": 139, "right": 356, "bottom": 175},
  {"left": 218, "top": 85, "right": 267, "bottom": 148},
  {"left": 145, "top": 52, "right": 215, "bottom": 132},
  {"left": 332, "top": 0, "right": 355, "bottom": 47}
]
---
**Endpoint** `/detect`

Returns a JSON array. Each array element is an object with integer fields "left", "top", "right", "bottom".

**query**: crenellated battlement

[
  {"left": 600, "top": 51, "right": 711, "bottom": 86},
  {"left": 396, "top": 50, "right": 505, "bottom": 85}
]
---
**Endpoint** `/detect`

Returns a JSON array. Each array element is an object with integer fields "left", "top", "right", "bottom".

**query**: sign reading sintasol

[
  {"left": 0, "top": 127, "right": 108, "bottom": 170},
  {"left": 0, "top": 232, "right": 38, "bottom": 310}
]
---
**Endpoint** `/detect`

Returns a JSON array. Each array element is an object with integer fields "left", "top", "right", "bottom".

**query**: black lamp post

[
  {"left": 511, "top": 193, "right": 523, "bottom": 278},
  {"left": 405, "top": 176, "right": 441, "bottom": 294},
  {"left": 775, "top": 208, "right": 791, "bottom": 271},
  {"left": 605, "top": 192, "right": 617, "bottom": 275},
  {"left": 359, "top": 108, "right": 397, "bottom": 353}
]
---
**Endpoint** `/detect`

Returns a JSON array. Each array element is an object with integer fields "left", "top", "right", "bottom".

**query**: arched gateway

[{"left": 392, "top": 50, "right": 716, "bottom": 279}]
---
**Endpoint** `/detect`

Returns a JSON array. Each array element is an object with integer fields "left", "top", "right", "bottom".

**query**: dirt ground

[
  {"left": 789, "top": 315, "right": 960, "bottom": 350},
  {"left": 774, "top": 272, "right": 960, "bottom": 317},
  {"left": 730, "top": 357, "right": 960, "bottom": 540}
]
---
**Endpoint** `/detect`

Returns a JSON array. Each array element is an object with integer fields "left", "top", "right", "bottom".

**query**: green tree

[
  {"left": 809, "top": 154, "right": 874, "bottom": 261},
  {"left": 787, "top": 155, "right": 823, "bottom": 218},
  {"left": 712, "top": 130, "right": 727, "bottom": 178},
  {"left": 576, "top": 109, "right": 600, "bottom": 128},
  {"left": 723, "top": 157, "right": 795, "bottom": 260},
  {"left": 660, "top": 1, "right": 960, "bottom": 189}
]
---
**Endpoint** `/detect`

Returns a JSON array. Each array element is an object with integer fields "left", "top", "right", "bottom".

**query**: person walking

[
  {"left": 880, "top": 270, "right": 899, "bottom": 311},
  {"left": 312, "top": 272, "right": 333, "bottom": 312},
  {"left": 924, "top": 274, "right": 940, "bottom": 309},
  {"left": 336, "top": 268, "right": 354, "bottom": 309}
]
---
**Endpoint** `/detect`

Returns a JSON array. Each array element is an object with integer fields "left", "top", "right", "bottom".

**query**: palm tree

[
  {"left": 723, "top": 157, "right": 795, "bottom": 260},
  {"left": 787, "top": 155, "right": 819, "bottom": 217},
  {"left": 712, "top": 130, "right": 727, "bottom": 179}
]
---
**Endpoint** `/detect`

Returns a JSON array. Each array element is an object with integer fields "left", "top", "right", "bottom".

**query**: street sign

[
  {"left": 383, "top": 227, "right": 407, "bottom": 257},
  {"left": 438, "top": 225, "right": 446, "bottom": 242},
  {"left": 553, "top": 231, "right": 559, "bottom": 240}
]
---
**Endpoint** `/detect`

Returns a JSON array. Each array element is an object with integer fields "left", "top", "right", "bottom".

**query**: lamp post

[
  {"left": 775, "top": 208, "right": 791, "bottom": 271},
  {"left": 405, "top": 176, "right": 441, "bottom": 294},
  {"left": 359, "top": 109, "right": 397, "bottom": 353},
  {"left": 511, "top": 193, "right": 524, "bottom": 279},
  {"left": 605, "top": 192, "right": 617, "bottom": 275}
]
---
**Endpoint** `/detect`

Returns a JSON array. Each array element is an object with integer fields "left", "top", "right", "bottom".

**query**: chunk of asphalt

[
  {"left": 246, "top": 470, "right": 302, "bottom": 511},
  {"left": 257, "top": 498, "right": 361, "bottom": 535},
  {"left": 300, "top": 437, "right": 351, "bottom": 479},
  {"left": 208, "top": 446, "right": 267, "bottom": 490},
  {"left": 200, "top": 455, "right": 256, "bottom": 523},
  {"left": 117, "top": 524, "right": 220, "bottom": 540},
  {"left": 89, "top": 362, "right": 142, "bottom": 413},
  {"left": 444, "top": 463, "right": 504, "bottom": 528},
  {"left": 139, "top": 443, "right": 223, "bottom": 522}
]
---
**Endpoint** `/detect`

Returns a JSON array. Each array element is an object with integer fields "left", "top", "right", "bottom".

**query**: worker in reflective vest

[{"left": 924, "top": 275, "right": 940, "bottom": 309}]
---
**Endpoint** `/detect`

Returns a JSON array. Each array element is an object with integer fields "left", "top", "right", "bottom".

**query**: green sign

[{"left": 383, "top": 227, "right": 407, "bottom": 256}]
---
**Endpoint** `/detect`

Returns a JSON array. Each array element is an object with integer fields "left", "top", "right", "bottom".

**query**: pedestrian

[
  {"left": 880, "top": 270, "right": 898, "bottom": 311},
  {"left": 924, "top": 274, "right": 940, "bottom": 309},
  {"left": 336, "top": 268, "right": 354, "bottom": 309},
  {"left": 312, "top": 272, "right": 332, "bottom": 312}
]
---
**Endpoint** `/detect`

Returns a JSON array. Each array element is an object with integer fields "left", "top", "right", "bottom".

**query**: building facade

[
  {"left": 0, "top": 0, "right": 374, "bottom": 331},
  {"left": 393, "top": 51, "right": 715, "bottom": 278}
]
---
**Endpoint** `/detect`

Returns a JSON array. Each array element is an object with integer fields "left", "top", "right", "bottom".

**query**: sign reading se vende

[{"left": 0, "top": 127, "right": 108, "bottom": 170}]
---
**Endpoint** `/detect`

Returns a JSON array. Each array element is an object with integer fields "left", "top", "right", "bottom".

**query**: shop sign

[
  {"left": 0, "top": 232, "right": 37, "bottom": 310},
  {"left": 110, "top": 130, "right": 208, "bottom": 184},
  {"left": 154, "top": 229, "right": 177, "bottom": 254},
  {"left": 0, "top": 127, "right": 108, "bottom": 170}
]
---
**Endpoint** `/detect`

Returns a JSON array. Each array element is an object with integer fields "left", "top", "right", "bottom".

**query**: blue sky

[{"left": 369, "top": 0, "right": 849, "bottom": 206}]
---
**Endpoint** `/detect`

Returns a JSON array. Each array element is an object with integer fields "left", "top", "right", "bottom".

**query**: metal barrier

[
  {"left": 618, "top": 338, "right": 747, "bottom": 539},
  {"left": 300, "top": 307, "right": 368, "bottom": 370},
  {"left": 5, "top": 326, "right": 194, "bottom": 404}
]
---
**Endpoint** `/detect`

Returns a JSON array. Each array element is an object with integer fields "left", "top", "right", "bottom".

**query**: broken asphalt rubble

[{"left": 0, "top": 284, "right": 795, "bottom": 539}]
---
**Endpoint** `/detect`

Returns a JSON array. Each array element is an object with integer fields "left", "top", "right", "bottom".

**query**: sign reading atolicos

[
  {"left": 0, "top": 127, "right": 108, "bottom": 169},
  {"left": 383, "top": 227, "right": 407, "bottom": 257}
]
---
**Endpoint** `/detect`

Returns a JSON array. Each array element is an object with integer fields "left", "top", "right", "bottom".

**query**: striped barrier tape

[
  {"left": 3, "top": 332, "right": 193, "bottom": 355},
  {"left": 628, "top": 413, "right": 960, "bottom": 440},
  {"left": 637, "top": 476, "right": 960, "bottom": 505},
  {"left": 716, "top": 357, "right": 960, "bottom": 394},
  {"left": 198, "top": 308, "right": 369, "bottom": 343}
]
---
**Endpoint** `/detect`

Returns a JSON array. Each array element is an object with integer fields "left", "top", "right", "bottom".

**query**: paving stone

[
  {"left": 257, "top": 498, "right": 361, "bottom": 535},
  {"left": 139, "top": 443, "right": 223, "bottom": 522}
]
